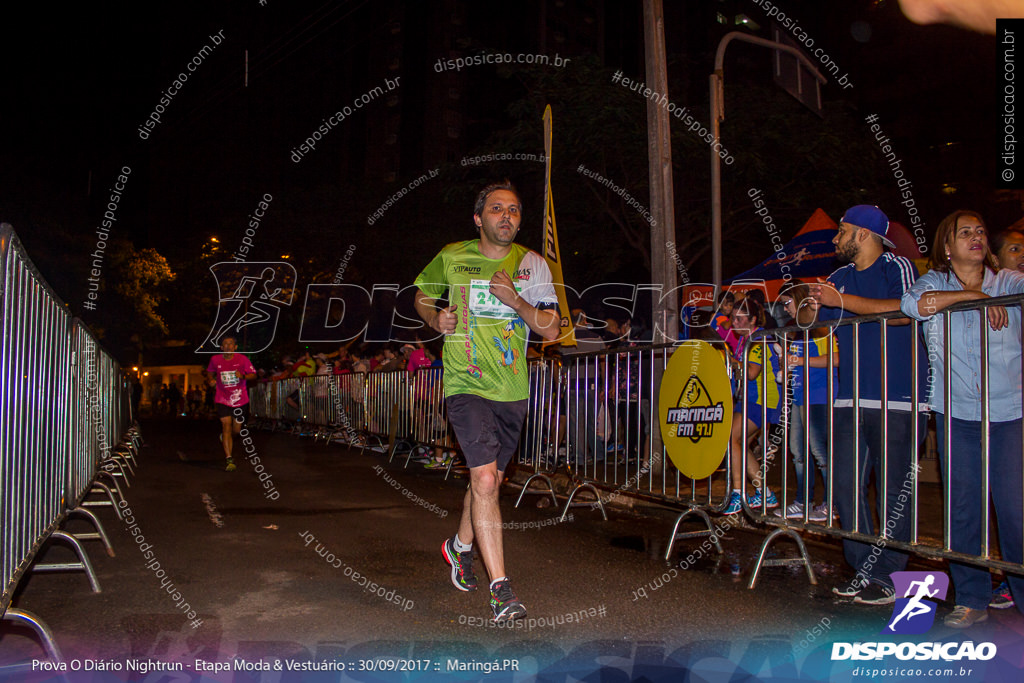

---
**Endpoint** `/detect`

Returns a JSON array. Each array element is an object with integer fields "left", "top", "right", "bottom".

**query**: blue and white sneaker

[
  {"left": 747, "top": 488, "right": 779, "bottom": 510},
  {"left": 722, "top": 490, "right": 743, "bottom": 515}
]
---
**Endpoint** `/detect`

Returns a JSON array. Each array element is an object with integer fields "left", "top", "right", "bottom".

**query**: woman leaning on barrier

[{"left": 899, "top": 209, "right": 1024, "bottom": 629}]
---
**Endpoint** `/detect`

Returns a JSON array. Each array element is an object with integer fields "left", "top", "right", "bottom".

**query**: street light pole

[
  {"left": 709, "top": 32, "right": 827, "bottom": 290},
  {"left": 643, "top": 0, "right": 677, "bottom": 344}
]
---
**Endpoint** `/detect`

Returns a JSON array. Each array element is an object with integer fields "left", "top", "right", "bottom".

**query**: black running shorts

[
  {"left": 445, "top": 393, "right": 528, "bottom": 472},
  {"left": 217, "top": 402, "right": 249, "bottom": 423}
]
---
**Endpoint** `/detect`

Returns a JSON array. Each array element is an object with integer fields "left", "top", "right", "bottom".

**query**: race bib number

[
  {"left": 469, "top": 279, "right": 521, "bottom": 319},
  {"left": 220, "top": 370, "right": 240, "bottom": 386}
]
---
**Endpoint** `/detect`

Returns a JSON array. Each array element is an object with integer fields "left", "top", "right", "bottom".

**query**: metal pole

[
  {"left": 643, "top": 0, "right": 678, "bottom": 344},
  {"left": 709, "top": 32, "right": 828, "bottom": 291}
]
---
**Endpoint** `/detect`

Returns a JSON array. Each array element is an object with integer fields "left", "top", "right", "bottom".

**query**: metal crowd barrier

[
  {"left": 742, "top": 296, "right": 1024, "bottom": 588},
  {"left": 247, "top": 298, "right": 1024, "bottom": 596},
  {"left": 248, "top": 367, "right": 458, "bottom": 472},
  {"left": 511, "top": 342, "right": 737, "bottom": 550},
  {"left": 1, "top": 224, "right": 137, "bottom": 666}
]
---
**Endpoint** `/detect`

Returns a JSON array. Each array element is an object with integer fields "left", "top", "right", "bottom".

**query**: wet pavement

[{"left": 2, "top": 418, "right": 1024, "bottom": 682}]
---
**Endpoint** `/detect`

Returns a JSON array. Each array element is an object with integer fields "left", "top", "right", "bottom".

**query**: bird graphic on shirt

[{"left": 493, "top": 319, "right": 526, "bottom": 374}]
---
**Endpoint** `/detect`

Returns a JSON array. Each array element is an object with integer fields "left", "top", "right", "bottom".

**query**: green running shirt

[{"left": 414, "top": 240, "right": 558, "bottom": 401}]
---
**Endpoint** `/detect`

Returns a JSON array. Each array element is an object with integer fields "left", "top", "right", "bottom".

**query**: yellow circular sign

[{"left": 659, "top": 341, "right": 733, "bottom": 480}]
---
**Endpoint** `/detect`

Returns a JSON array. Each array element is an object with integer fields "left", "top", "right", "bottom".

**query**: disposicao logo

[
  {"left": 831, "top": 571, "right": 997, "bottom": 662},
  {"left": 885, "top": 570, "right": 949, "bottom": 635}
]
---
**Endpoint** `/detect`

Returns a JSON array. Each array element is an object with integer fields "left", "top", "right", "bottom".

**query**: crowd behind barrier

[
  {"left": 250, "top": 302, "right": 1023, "bottom": 594},
  {"left": 248, "top": 367, "right": 457, "bottom": 469},
  {"left": 1, "top": 224, "right": 138, "bottom": 666},
  {"left": 740, "top": 296, "right": 1024, "bottom": 587}
]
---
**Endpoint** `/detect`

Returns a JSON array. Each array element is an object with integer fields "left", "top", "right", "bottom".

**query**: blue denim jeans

[
  {"left": 937, "top": 416, "right": 1024, "bottom": 613},
  {"left": 833, "top": 407, "right": 925, "bottom": 589},
  {"left": 789, "top": 402, "right": 830, "bottom": 504}
]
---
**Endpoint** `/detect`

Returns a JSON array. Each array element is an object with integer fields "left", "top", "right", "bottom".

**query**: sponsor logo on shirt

[
  {"left": 513, "top": 268, "right": 531, "bottom": 280},
  {"left": 453, "top": 265, "right": 482, "bottom": 274}
]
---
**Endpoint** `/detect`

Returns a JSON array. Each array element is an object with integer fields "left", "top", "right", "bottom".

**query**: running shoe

[
  {"left": 944, "top": 605, "right": 989, "bottom": 628},
  {"left": 772, "top": 501, "right": 805, "bottom": 519},
  {"left": 425, "top": 456, "right": 452, "bottom": 469},
  {"left": 490, "top": 578, "right": 527, "bottom": 622},
  {"left": 225, "top": 457, "right": 237, "bottom": 472},
  {"left": 853, "top": 583, "right": 896, "bottom": 606},
  {"left": 808, "top": 503, "right": 829, "bottom": 523},
  {"left": 833, "top": 575, "right": 869, "bottom": 599},
  {"left": 747, "top": 488, "right": 779, "bottom": 510},
  {"left": 722, "top": 490, "right": 743, "bottom": 515},
  {"left": 442, "top": 537, "right": 477, "bottom": 591},
  {"left": 990, "top": 581, "right": 1015, "bottom": 609}
]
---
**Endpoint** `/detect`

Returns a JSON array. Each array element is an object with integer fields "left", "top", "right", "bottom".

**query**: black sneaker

[
  {"left": 442, "top": 537, "right": 477, "bottom": 591},
  {"left": 832, "top": 576, "right": 869, "bottom": 599},
  {"left": 854, "top": 582, "right": 896, "bottom": 606},
  {"left": 990, "top": 581, "right": 1015, "bottom": 609},
  {"left": 489, "top": 578, "right": 527, "bottom": 622}
]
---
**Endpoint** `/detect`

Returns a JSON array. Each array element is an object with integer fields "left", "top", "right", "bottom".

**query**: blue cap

[{"left": 841, "top": 205, "right": 895, "bottom": 249}]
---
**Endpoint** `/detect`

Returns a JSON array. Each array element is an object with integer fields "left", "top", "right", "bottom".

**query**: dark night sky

[{"left": 0, "top": 0, "right": 1005, "bottom": 354}]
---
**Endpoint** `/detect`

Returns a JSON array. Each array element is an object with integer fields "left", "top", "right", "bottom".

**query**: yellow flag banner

[{"left": 542, "top": 105, "right": 575, "bottom": 347}]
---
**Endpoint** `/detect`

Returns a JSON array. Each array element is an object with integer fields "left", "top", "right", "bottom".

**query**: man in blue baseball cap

[{"left": 808, "top": 205, "right": 927, "bottom": 607}]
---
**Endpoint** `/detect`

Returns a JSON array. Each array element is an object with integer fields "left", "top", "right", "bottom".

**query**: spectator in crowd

[
  {"left": 744, "top": 289, "right": 778, "bottom": 329},
  {"left": 710, "top": 293, "right": 744, "bottom": 357},
  {"left": 720, "top": 296, "right": 782, "bottom": 514},
  {"left": 775, "top": 281, "right": 837, "bottom": 522},
  {"left": 131, "top": 379, "right": 142, "bottom": 418},
  {"left": 715, "top": 290, "right": 736, "bottom": 324},
  {"left": 350, "top": 347, "right": 371, "bottom": 375},
  {"left": 290, "top": 352, "right": 316, "bottom": 377},
  {"left": 557, "top": 309, "right": 607, "bottom": 463},
  {"left": 900, "top": 209, "right": 1024, "bottom": 627},
  {"left": 326, "top": 343, "right": 353, "bottom": 373},
  {"left": 809, "top": 204, "right": 927, "bottom": 606},
  {"left": 374, "top": 344, "right": 406, "bottom": 373},
  {"left": 992, "top": 228, "right": 1024, "bottom": 273},
  {"left": 167, "top": 382, "right": 182, "bottom": 417},
  {"left": 187, "top": 386, "right": 203, "bottom": 417}
]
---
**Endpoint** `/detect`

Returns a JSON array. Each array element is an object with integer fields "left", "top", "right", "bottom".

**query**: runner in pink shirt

[{"left": 204, "top": 335, "right": 257, "bottom": 471}]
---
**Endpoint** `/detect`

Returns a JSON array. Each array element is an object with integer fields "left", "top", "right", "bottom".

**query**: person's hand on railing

[
  {"left": 807, "top": 280, "right": 839, "bottom": 309},
  {"left": 986, "top": 304, "right": 1010, "bottom": 331}
]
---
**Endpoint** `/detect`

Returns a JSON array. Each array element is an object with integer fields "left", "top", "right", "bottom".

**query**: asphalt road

[{"left": 2, "top": 418, "right": 1023, "bottom": 682}]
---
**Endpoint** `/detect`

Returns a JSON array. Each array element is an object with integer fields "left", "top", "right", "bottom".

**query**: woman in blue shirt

[{"left": 900, "top": 209, "right": 1024, "bottom": 628}]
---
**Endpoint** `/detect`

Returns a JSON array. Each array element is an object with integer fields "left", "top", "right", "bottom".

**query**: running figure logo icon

[
  {"left": 196, "top": 262, "right": 297, "bottom": 354},
  {"left": 883, "top": 571, "right": 950, "bottom": 635}
]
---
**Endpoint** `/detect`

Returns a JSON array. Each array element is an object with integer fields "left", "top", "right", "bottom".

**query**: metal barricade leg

[
  {"left": 0, "top": 607, "right": 64, "bottom": 663},
  {"left": 64, "top": 507, "right": 116, "bottom": 558},
  {"left": 512, "top": 472, "right": 558, "bottom": 509},
  {"left": 92, "top": 470, "right": 126, "bottom": 505},
  {"left": 664, "top": 508, "right": 724, "bottom": 561},
  {"left": 30, "top": 531, "right": 102, "bottom": 593},
  {"left": 99, "top": 457, "right": 131, "bottom": 487},
  {"left": 561, "top": 482, "right": 607, "bottom": 522},
  {"left": 81, "top": 481, "right": 123, "bottom": 520},
  {"left": 747, "top": 527, "right": 817, "bottom": 589}
]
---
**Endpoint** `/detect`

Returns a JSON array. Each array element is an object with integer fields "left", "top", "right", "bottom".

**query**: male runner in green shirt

[{"left": 414, "top": 180, "right": 560, "bottom": 621}]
